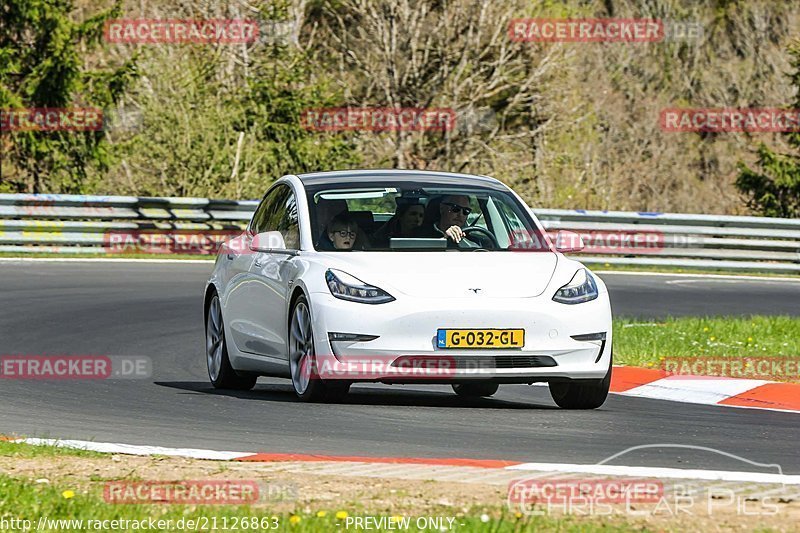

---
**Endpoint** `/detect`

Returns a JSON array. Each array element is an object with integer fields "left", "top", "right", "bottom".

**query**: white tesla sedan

[{"left": 204, "top": 170, "right": 613, "bottom": 408}]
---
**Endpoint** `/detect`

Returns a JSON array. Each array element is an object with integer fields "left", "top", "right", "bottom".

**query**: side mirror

[
  {"left": 554, "top": 230, "right": 584, "bottom": 253},
  {"left": 250, "top": 231, "right": 286, "bottom": 252}
]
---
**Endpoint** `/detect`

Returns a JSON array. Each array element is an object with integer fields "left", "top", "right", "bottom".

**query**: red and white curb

[
  {"left": 610, "top": 366, "right": 800, "bottom": 413},
  {"left": 2, "top": 437, "right": 514, "bottom": 467}
]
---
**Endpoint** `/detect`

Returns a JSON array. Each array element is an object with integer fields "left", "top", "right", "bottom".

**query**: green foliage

[
  {"left": 0, "top": 440, "right": 105, "bottom": 458},
  {"left": 735, "top": 42, "right": 800, "bottom": 218},
  {"left": 108, "top": 35, "right": 359, "bottom": 198},
  {"left": 2, "top": 0, "right": 799, "bottom": 215},
  {"left": 0, "top": 0, "right": 133, "bottom": 193},
  {"left": 736, "top": 144, "right": 800, "bottom": 218},
  {"left": 613, "top": 315, "right": 800, "bottom": 375}
]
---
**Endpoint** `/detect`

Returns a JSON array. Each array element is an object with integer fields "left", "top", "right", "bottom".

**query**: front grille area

[
  {"left": 453, "top": 355, "right": 558, "bottom": 369},
  {"left": 391, "top": 355, "right": 557, "bottom": 370}
]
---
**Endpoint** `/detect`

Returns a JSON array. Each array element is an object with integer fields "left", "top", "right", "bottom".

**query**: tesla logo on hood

[{"left": 468, "top": 288, "right": 482, "bottom": 294}]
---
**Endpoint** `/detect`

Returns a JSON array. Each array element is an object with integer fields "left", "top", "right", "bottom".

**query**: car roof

[{"left": 294, "top": 169, "right": 508, "bottom": 191}]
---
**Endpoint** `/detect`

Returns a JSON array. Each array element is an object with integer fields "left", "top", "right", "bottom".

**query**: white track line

[
  {"left": 664, "top": 279, "right": 800, "bottom": 286},
  {"left": 594, "top": 270, "right": 800, "bottom": 283},
  {"left": 17, "top": 437, "right": 252, "bottom": 460}
]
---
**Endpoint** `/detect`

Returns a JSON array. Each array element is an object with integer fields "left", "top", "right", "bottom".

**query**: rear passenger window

[{"left": 250, "top": 184, "right": 300, "bottom": 250}]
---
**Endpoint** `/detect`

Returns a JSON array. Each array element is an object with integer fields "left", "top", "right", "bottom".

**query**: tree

[
  {"left": 308, "top": 0, "right": 567, "bottom": 177},
  {"left": 104, "top": 1, "right": 359, "bottom": 199},
  {"left": 0, "top": 0, "right": 135, "bottom": 193},
  {"left": 735, "top": 41, "right": 800, "bottom": 218}
]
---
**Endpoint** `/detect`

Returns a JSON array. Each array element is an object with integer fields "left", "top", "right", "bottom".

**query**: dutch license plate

[{"left": 436, "top": 329, "right": 524, "bottom": 349}]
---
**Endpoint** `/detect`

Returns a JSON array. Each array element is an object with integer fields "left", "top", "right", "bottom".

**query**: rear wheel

[
  {"left": 289, "top": 295, "right": 350, "bottom": 402},
  {"left": 206, "top": 294, "right": 257, "bottom": 390},
  {"left": 452, "top": 382, "right": 499, "bottom": 397},
  {"left": 549, "top": 353, "right": 612, "bottom": 409}
]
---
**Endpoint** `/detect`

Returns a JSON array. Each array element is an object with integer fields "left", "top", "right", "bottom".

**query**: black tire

[
  {"left": 549, "top": 352, "right": 612, "bottom": 409},
  {"left": 289, "top": 295, "right": 351, "bottom": 402},
  {"left": 322, "top": 381, "right": 352, "bottom": 403},
  {"left": 206, "top": 293, "right": 257, "bottom": 390},
  {"left": 452, "top": 382, "right": 499, "bottom": 397}
]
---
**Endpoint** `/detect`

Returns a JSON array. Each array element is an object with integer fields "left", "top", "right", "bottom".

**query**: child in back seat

[{"left": 323, "top": 213, "right": 359, "bottom": 251}]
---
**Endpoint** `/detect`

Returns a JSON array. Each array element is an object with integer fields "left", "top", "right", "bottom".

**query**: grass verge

[
  {"left": 0, "top": 467, "right": 640, "bottom": 533},
  {"left": 0, "top": 440, "right": 104, "bottom": 459},
  {"left": 0, "top": 476, "right": 628, "bottom": 532},
  {"left": 614, "top": 316, "right": 800, "bottom": 380}
]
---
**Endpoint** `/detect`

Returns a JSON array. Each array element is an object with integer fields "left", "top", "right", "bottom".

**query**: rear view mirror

[
  {"left": 250, "top": 231, "right": 286, "bottom": 252},
  {"left": 554, "top": 230, "right": 585, "bottom": 253}
]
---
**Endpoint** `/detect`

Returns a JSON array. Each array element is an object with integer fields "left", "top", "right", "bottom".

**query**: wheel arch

[
  {"left": 286, "top": 285, "right": 311, "bottom": 345},
  {"left": 203, "top": 282, "right": 219, "bottom": 321},
  {"left": 288, "top": 285, "right": 308, "bottom": 318}
]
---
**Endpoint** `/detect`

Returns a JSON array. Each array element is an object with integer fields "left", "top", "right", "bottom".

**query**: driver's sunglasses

[
  {"left": 335, "top": 230, "right": 357, "bottom": 238},
  {"left": 442, "top": 202, "right": 472, "bottom": 216}
]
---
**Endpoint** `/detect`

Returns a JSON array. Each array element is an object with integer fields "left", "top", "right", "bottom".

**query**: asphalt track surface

[{"left": 1, "top": 261, "right": 799, "bottom": 474}]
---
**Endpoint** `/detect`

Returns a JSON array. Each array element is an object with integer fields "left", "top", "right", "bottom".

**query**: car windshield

[{"left": 306, "top": 180, "right": 550, "bottom": 252}]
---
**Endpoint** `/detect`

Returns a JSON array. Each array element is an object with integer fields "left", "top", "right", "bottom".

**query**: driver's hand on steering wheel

[{"left": 445, "top": 225, "right": 465, "bottom": 243}]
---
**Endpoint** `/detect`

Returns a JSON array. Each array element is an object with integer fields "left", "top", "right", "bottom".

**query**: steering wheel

[{"left": 462, "top": 225, "right": 499, "bottom": 250}]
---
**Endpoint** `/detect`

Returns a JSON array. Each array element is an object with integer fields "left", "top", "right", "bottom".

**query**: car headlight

[
  {"left": 325, "top": 269, "right": 395, "bottom": 304},
  {"left": 552, "top": 269, "right": 598, "bottom": 304}
]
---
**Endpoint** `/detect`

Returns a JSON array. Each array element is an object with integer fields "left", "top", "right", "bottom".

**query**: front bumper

[{"left": 308, "top": 291, "right": 612, "bottom": 383}]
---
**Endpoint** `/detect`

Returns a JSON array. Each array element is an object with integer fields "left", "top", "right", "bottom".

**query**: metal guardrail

[{"left": 0, "top": 194, "right": 798, "bottom": 273}]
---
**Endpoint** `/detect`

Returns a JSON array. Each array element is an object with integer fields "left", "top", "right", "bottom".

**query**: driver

[{"left": 415, "top": 194, "right": 480, "bottom": 248}]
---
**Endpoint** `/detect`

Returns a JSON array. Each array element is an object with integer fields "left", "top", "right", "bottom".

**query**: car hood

[{"left": 318, "top": 251, "right": 559, "bottom": 298}]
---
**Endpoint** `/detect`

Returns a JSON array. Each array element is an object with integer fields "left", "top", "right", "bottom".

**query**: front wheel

[
  {"left": 548, "top": 354, "right": 612, "bottom": 409},
  {"left": 206, "top": 294, "right": 257, "bottom": 390},
  {"left": 289, "top": 295, "right": 350, "bottom": 402},
  {"left": 452, "top": 382, "right": 499, "bottom": 397}
]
